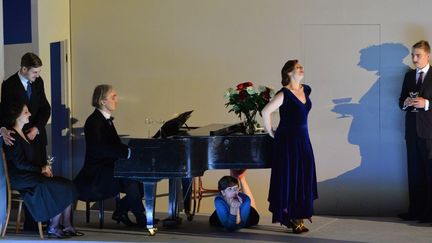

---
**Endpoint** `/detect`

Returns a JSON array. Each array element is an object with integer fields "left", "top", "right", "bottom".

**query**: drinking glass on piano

[
  {"left": 145, "top": 118, "right": 154, "bottom": 138},
  {"left": 409, "top": 92, "right": 419, "bottom": 112}
]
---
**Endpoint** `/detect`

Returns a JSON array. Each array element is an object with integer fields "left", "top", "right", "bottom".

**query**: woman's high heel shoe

[
  {"left": 289, "top": 219, "right": 310, "bottom": 234},
  {"left": 47, "top": 226, "right": 70, "bottom": 239},
  {"left": 290, "top": 219, "right": 303, "bottom": 234},
  {"left": 112, "top": 211, "right": 137, "bottom": 226},
  {"left": 300, "top": 219, "right": 309, "bottom": 232},
  {"left": 62, "top": 226, "right": 85, "bottom": 236}
]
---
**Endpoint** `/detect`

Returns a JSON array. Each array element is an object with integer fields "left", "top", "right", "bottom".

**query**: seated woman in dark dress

[
  {"left": 3, "top": 102, "right": 78, "bottom": 238},
  {"left": 209, "top": 176, "right": 259, "bottom": 231},
  {"left": 74, "top": 84, "right": 146, "bottom": 226}
]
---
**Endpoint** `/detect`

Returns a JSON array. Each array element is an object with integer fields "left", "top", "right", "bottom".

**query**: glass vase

[
  {"left": 244, "top": 119, "right": 257, "bottom": 135},
  {"left": 243, "top": 110, "right": 258, "bottom": 135}
]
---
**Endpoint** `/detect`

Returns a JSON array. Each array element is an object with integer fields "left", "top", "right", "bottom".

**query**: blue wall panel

[
  {"left": 3, "top": 0, "right": 32, "bottom": 44},
  {"left": 50, "top": 42, "right": 64, "bottom": 176}
]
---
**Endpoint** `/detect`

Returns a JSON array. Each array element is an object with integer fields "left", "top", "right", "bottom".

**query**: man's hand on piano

[{"left": 269, "top": 128, "right": 277, "bottom": 138}]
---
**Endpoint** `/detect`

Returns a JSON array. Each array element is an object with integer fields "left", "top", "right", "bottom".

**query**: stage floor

[{"left": 2, "top": 210, "right": 432, "bottom": 242}]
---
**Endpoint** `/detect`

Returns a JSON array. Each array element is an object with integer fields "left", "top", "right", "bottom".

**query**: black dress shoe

[
  {"left": 112, "top": 211, "right": 137, "bottom": 226},
  {"left": 418, "top": 216, "right": 432, "bottom": 223},
  {"left": 398, "top": 212, "right": 418, "bottom": 221}
]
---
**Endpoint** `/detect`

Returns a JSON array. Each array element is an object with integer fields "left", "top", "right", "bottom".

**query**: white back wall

[
  {"left": 70, "top": 0, "right": 432, "bottom": 216},
  {"left": 36, "top": 0, "right": 71, "bottom": 111}
]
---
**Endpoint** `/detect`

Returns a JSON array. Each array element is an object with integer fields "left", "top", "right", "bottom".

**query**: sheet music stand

[{"left": 153, "top": 110, "right": 193, "bottom": 138}]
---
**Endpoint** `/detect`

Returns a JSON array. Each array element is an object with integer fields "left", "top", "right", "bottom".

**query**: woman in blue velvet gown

[{"left": 262, "top": 59, "right": 318, "bottom": 234}]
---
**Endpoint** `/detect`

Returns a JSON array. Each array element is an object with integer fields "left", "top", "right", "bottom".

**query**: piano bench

[{"left": 84, "top": 194, "right": 120, "bottom": 229}]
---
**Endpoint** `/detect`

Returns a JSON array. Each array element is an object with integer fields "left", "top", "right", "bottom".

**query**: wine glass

[
  {"left": 409, "top": 92, "right": 419, "bottom": 112},
  {"left": 144, "top": 118, "right": 154, "bottom": 138},
  {"left": 47, "top": 155, "right": 55, "bottom": 168},
  {"left": 157, "top": 119, "right": 165, "bottom": 138}
]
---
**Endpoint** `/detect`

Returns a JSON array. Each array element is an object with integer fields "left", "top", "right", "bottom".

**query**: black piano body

[{"left": 114, "top": 124, "right": 273, "bottom": 235}]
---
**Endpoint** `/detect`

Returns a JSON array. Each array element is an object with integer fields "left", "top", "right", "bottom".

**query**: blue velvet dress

[{"left": 268, "top": 85, "right": 318, "bottom": 225}]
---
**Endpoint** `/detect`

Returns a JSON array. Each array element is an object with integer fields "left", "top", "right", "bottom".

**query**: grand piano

[{"left": 114, "top": 112, "right": 273, "bottom": 235}]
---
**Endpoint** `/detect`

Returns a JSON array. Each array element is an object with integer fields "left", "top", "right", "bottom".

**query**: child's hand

[{"left": 229, "top": 196, "right": 242, "bottom": 208}]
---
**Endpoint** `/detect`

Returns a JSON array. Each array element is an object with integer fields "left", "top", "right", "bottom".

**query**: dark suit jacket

[
  {"left": 73, "top": 109, "right": 129, "bottom": 201},
  {"left": 399, "top": 67, "right": 432, "bottom": 139},
  {"left": 0, "top": 72, "right": 51, "bottom": 145},
  {"left": 418, "top": 69, "right": 432, "bottom": 139}
]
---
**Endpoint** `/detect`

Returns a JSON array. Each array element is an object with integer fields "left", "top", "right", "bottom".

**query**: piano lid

[{"left": 153, "top": 110, "right": 193, "bottom": 138}]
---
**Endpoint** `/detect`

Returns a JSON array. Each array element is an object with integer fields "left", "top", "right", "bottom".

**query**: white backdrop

[{"left": 70, "top": 0, "right": 432, "bottom": 216}]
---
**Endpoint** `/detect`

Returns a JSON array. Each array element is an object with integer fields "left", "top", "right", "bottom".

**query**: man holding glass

[{"left": 399, "top": 40, "right": 432, "bottom": 222}]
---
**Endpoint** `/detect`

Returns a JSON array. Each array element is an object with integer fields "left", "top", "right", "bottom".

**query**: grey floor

[{"left": 2, "top": 210, "right": 432, "bottom": 243}]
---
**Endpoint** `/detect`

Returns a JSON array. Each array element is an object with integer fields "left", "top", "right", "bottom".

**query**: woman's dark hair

[
  {"left": 281, "top": 59, "right": 298, "bottom": 86},
  {"left": 4, "top": 101, "right": 26, "bottom": 128},
  {"left": 218, "top": 176, "right": 239, "bottom": 191},
  {"left": 92, "top": 84, "right": 112, "bottom": 108}
]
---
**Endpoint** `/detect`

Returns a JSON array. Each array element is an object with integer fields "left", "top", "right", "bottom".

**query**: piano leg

[
  {"left": 143, "top": 181, "right": 158, "bottom": 236},
  {"left": 163, "top": 178, "right": 182, "bottom": 227}
]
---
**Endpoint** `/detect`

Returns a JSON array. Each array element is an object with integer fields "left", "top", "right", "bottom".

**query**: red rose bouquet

[{"left": 224, "top": 81, "right": 274, "bottom": 134}]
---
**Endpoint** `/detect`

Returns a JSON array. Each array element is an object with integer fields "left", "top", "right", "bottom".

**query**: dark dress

[
  {"left": 268, "top": 85, "right": 318, "bottom": 225},
  {"left": 3, "top": 131, "right": 76, "bottom": 222}
]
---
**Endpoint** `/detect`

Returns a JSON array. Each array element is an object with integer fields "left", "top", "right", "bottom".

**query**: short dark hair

[
  {"left": 21, "top": 52, "right": 42, "bottom": 69},
  {"left": 412, "top": 40, "right": 431, "bottom": 54},
  {"left": 218, "top": 176, "right": 239, "bottom": 191},
  {"left": 281, "top": 59, "right": 298, "bottom": 86},
  {"left": 91, "top": 84, "right": 113, "bottom": 109},
  {"left": 4, "top": 102, "right": 26, "bottom": 128}
]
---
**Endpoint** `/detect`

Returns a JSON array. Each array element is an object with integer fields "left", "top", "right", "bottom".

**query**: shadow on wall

[{"left": 316, "top": 43, "right": 411, "bottom": 216}]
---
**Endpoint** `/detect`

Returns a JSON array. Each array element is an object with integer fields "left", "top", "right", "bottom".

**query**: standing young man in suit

[
  {"left": 0, "top": 52, "right": 51, "bottom": 230},
  {"left": 399, "top": 40, "right": 432, "bottom": 221}
]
